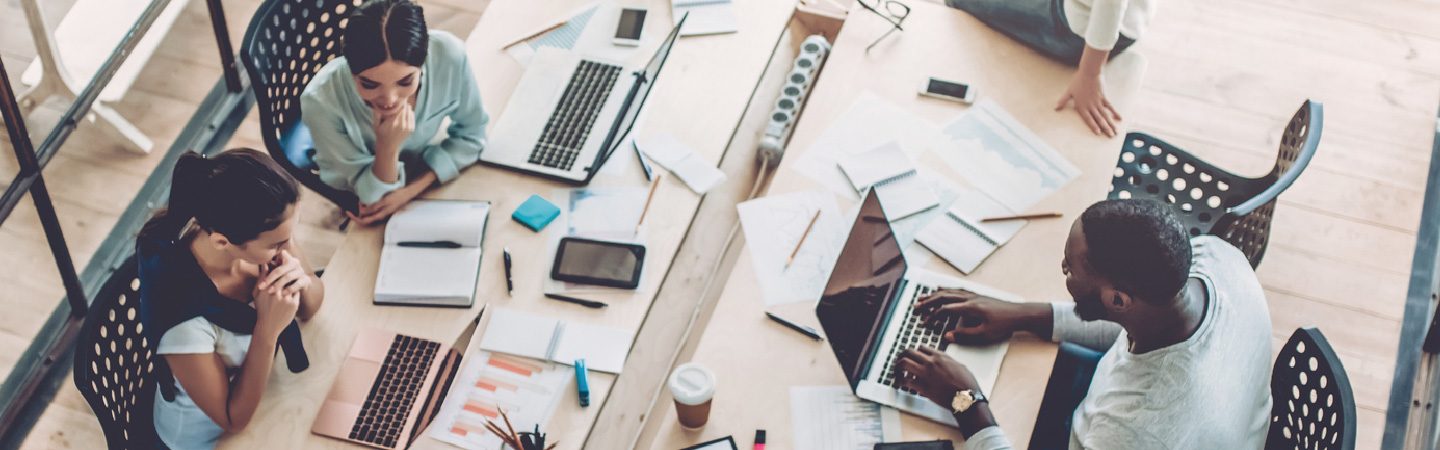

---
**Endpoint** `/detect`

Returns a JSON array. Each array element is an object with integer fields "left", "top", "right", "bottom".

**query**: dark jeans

[
  {"left": 1027, "top": 342, "right": 1105, "bottom": 450},
  {"left": 945, "top": 0, "right": 1135, "bottom": 66}
]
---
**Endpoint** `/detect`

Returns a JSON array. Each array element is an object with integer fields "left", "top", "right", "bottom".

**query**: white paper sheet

[
  {"left": 673, "top": 0, "right": 739, "bottom": 36},
  {"left": 790, "top": 386, "right": 902, "bottom": 450},
  {"left": 737, "top": 191, "right": 849, "bottom": 306},
  {"left": 638, "top": 133, "right": 727, "bottom": 194},
  {"left": 428, "top": 350, "right": 573, "bottom": 450},
  {"left": 550, "top": 321, "right": 635, "bottom": 373},
  {"left": 930, "top": 99, "right": 1081, "bottom": 212},
  {"left": 794, "top": 91, "right": 940, "bottom": 200},
  {"left": 838, "top": 142, "right": 939, "bottom": 220}
]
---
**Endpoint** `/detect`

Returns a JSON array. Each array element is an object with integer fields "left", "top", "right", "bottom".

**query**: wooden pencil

[
  {"left": 636, "top": 174, "right": 662, "bottom": 232},
  {"left": 785, "top": 209, "right": 823, "bottom": 267},
  {"left": 501, "top": 20, "right": 567, "bottom": 49},
  {"left": 979, "top": 212, "right": 1063, "bottom": 223}
]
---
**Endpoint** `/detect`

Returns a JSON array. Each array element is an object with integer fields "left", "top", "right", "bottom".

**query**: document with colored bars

[{"left": 428, "top": 350, "right": 574, "bottom": 450}]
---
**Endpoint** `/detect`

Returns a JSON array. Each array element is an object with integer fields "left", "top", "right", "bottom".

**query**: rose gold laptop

[{"left": 312, "top": 307, "right": 484, "bottom": 449}]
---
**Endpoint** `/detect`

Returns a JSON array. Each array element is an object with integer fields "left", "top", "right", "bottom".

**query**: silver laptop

[
  {"left": 816, "top": 190, "right": 1012, "bottom": 426},
  {"left": 480, "top": 14, "right": 687, "bottom": 184}
]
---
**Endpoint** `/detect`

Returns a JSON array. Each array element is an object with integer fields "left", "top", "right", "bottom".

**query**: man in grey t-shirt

[{"left": 893, "top": 199, "right": 1272, "bottom": 449}]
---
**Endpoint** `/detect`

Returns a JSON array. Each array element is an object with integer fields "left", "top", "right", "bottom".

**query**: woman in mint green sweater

[{"left": 301, "top": 0, "right": 489, "bottom": 225}]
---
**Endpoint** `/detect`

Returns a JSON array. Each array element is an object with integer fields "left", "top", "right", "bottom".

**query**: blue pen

[{"left": 575, "top": 359, "right": 590, "bottom": 407}]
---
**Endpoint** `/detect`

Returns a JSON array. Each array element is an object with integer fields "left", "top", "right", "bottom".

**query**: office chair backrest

[
  {"left": 1108, "top": 100, "right": 1321, "bottom": 267},
  {"left": 241, "top": 0, "right": 362, "bottom": 213},
  {"left": 1267, "top": 327, "right": 1355, "bottom": 450},
  {"left": 73, "top": 255, "right": 161, "bottom": 449}
]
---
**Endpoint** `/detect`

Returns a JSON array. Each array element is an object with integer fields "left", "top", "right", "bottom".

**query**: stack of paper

[{"left": 837, "top": 142, "right": 939, "bottom": 220}]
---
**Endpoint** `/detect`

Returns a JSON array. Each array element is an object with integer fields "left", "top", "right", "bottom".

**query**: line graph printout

[
  {"left": 791, "top": 386, "right": 901, "bottom": 450},
  {"left": 930, "top": 99, "right": 1081, "bottom": 212},
  {"left": 738, "top": 190, "right": 848, "bottom": 306},
  {"left": 429, "top": 351, "right": 573, "bottom": 450}
]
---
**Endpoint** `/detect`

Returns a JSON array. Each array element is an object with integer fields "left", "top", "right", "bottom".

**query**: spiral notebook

[
  {"left": 477, "top": 307, "right": 634, "bottom": 374},
  {"left": 837, "top": 142, "right": 938, "bottom": 220},
  {"left": 915, "top": 189, "right": 1026, "bottom": 274}
]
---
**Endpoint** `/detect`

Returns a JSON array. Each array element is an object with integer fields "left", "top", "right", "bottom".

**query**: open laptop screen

[
  {"left": 816, "top": 190, "right": 908, "bottom": 389},
  {"left": 590, "top": 13, "right": 688, "bottom": 175}
]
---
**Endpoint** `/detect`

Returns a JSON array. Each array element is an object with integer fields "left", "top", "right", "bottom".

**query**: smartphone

[
  {"left": 918, "top": 77, "right": 977, "bottom": 104},
  {"left": 614, "top": 8, "right": 647, "bottom": 46},
  {"left": 551, "top": 237, "right": 646, "bottom": 289}
]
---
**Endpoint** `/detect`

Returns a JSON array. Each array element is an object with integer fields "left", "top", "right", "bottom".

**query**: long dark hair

[
  {"left": 343, "top": 0, "right": 428, "bottom": 74},
  {"left": 139, "top": 148, "right": 300, "bottom": 244}
]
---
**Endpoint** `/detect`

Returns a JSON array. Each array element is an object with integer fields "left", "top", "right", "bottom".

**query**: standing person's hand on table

[
  {"left": 916, "top": 289, "right": 1055, "bottom": 344},
  {"left": 1055, "top": 45, "right": 1123, "bottom": 138},
  {"left": 894, "top": 346, "right": 999, "bottom": 438}
]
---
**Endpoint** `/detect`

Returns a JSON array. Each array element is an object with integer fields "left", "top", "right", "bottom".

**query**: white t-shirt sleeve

[
  {"left": 156, "top": 317, "right": 220, "bottom": 355},
  {"left": 1051, "top": 302, "right": 1123, "bottom": 351},
  {"left": 1080, "top": 0, "right": 1129, "bottom": 51},
  {"left": 964, "top": 426, "right": 1015, "bottom": 450}
]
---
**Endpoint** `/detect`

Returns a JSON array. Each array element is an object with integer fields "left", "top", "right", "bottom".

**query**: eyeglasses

[{"left": 857, "top": 0, "right": 911, "bottom": 52}]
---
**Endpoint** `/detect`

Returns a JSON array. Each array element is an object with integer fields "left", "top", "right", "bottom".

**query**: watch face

[{"left": 952, "top": 390, "right": 975, "bottom": 412}]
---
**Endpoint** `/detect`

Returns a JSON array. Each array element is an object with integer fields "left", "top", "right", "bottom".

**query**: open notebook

[
  {"left": 837, "top": 142, "right": 939, "bottom": 220},
  {"left": 375, "top": 200, "right": 491, "bottom": 306},
  {"left": 477, "top": 307, "right": 635, "bottom": 374}
]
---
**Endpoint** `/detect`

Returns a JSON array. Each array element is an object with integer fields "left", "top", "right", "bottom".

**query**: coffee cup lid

[{"left": 669, "top": 362, "right": 716, "bottom": 405}]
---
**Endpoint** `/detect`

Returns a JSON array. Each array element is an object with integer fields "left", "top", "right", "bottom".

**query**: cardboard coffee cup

[{"left": 669, "top": 363, "right": 716, "bottom": 428}]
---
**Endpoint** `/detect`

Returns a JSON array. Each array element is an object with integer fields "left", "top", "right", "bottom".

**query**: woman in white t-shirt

[
  {"left": 136, "top": 148, "right": 325, "bottom": 449},
  {"left": 945, "top": 0, "right": 1156, "bottom": 138}
]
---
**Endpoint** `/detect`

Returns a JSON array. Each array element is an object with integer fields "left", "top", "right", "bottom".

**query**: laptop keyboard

[
  {"left": 879, "top": 285, "right": 953, "bottom": 394},
  {"left": 349, "top": 334, "right": 440, "bottom": 448},
  {"left": 528, "top": 60, "right": 623, "bottom": 171}
]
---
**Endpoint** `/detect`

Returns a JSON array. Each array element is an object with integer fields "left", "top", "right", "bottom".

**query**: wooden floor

[{"left": 1, "top": 0, "right": 1434, "bottom": 448}]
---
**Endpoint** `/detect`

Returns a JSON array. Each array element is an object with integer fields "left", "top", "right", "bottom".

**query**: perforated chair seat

[
  {"left": 73, "top": 255, "right": 164, "bottom": 449},
  {"left": 1108, "top": 100, "right": 1321, "bottom": 267},
  {"left": 1267, "top": 327, "right": 1356, "bottom": 450},
  {"left": 241, "top": 0, "right": 364, "bottom": 214}
]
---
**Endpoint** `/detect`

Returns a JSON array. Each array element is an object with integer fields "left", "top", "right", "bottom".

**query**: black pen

[
  {"left": 544, "top": 293, "right": 608, "bottom": 309},
  {"left": 766, "top": 312, "right": 824, "bottom": 341},
  {"left": 503, "top": 248, "right": 514, "bottom": 296},
  {"left": 397, "top": 240, "right": 462, "bottom": 248}
]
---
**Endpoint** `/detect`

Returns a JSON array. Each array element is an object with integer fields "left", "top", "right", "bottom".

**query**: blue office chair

[
  {"left": 72, "top": 255, "right": 166, "bottom": 449},
  {"left": 241, "top": 0, "right": 363, "bottom": 215},
  {"left": 1267, "top": 327, "right": 1355, "bottom": 450},
  {"left": 1108, "top": 100, "right": 1322, "bottom": 267}
]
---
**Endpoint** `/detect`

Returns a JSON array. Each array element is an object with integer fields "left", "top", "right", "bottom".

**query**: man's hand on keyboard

[{"left": 916, "top": 290, "right": 1053, "bottom": 345}]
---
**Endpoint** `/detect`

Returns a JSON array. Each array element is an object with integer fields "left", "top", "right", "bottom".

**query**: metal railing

[{"left": 0, "top": 0, "right": 251, "bottom": 444}]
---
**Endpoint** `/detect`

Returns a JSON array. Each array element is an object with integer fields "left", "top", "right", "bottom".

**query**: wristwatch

[{"left": 951, "top": 388, "right": 988, "bottom": 414}]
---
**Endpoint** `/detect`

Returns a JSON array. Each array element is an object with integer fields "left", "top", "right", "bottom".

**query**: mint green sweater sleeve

[{"left": 419, "top": 33, "right": 488, "bottom": 184}]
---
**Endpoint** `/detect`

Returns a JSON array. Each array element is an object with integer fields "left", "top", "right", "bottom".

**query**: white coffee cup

[{"left": 669, "top": 362, "right": 716, "bottom": 428}]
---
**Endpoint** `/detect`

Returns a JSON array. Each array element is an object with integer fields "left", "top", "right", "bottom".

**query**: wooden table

[
  {"left": 647, "top": 1, "right": 1148, "bottom": 448},
  {"left": 216, "top": 0, "right": 795, "bottom": 448}
]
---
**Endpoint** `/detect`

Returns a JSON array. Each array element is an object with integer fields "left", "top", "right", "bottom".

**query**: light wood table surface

[
  {"left": 649, "top": 1, "right": 1148, "bottom": 448},
  {"left": 216, "top": 0, "right": 794, "bottom": 448}
]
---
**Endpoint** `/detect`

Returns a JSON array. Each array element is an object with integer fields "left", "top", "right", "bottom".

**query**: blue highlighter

[{"left": 575, "top": 359, "right": 590, "bottom": 407}]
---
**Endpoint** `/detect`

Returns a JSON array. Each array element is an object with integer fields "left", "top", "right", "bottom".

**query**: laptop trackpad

[{"left": 327, "top": 357, "right": 381, "bottom": 404}]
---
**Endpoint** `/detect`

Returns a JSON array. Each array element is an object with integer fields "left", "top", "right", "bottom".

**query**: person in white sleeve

[
  {"left": 945, "top": 0, "right": 1154, "bottom": 138},
  {"left": 894, "top": 198, "right": 1272, "bottom": 449}
]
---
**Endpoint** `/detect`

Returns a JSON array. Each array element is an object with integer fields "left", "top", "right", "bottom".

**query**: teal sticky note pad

[{"left": 512, "top": 195, "right": 561, "bottom": 231}]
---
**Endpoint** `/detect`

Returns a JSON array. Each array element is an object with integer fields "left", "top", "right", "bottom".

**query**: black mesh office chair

[
  {"left": 1108, "top": 100, "right": 1322, "bottom": 267},
  {"left": 72, "top": 255, "right": 164, "bottom": 449},
  {"left": 1267, "top": 327, "right": 1355, "bottom": 450},
  {"left": 241, "top": 0, "right": 364, "bottom": 214}
]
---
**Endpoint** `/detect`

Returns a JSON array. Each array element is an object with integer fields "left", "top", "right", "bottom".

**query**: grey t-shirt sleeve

[
  {"left": 1051, "top": 302, "right": 1123, "bottom": 351},
  {"left": 964, "top": 426, "right": 1015, "bottom": 450}
]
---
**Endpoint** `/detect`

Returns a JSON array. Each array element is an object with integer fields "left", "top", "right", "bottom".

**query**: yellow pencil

[
  {"left": 785, "top": 210, "right": 823, "bottom": 268},
  {"left": 501, "top": 20, "right": 567, "bottom": 50},
  {"left": 636, "top": 174, "right": 662, "bottom": 233}
]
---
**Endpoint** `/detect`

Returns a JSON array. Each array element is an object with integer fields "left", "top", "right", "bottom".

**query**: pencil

[
  {"left": 636, "top": 174, "right": 661, "bottom": 233},
  {"left": 501, "top": 20, "right": 567, "bottom": 49},
  {"left": 979, "top": 212, "right": 1063, "bottom": 223},
  {"left": 785, "top": 209, "right": 823, "bottom": 267}
]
